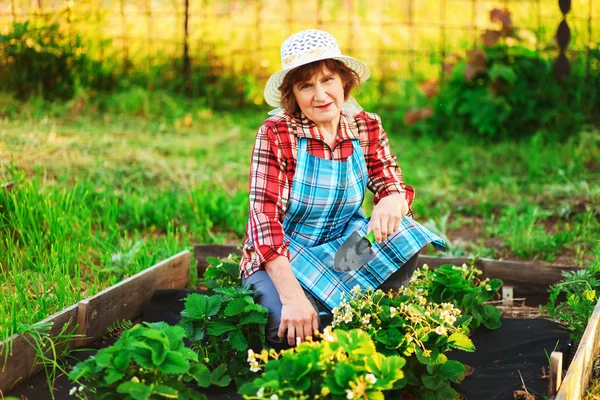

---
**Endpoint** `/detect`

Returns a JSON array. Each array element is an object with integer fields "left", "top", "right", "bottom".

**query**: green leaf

[
  {"left": 448, "top": 332, "right": 475, "bottom": 352},
  {"left": 334, "top": 362, "right": 356, "bottom": 387},
  {"left": 439, "top": 360, "right": 466, "bottom": 381},
  {"left": 161, "top": 325, "right": 187, "bottom": 349},
  {"left": 182, "top": 294, "right": 209, "bottom": 319},
  {"left": 239, "top": 311, "right": 269, "bottom": 325},
  {"left": 228, "top": 329, "right": 248, "bottom": 351},
  {"left": 117, "top": 381, "right": 152, "bottom": 400},
  {"left": 243, "top": 303, "right": 268, "bottom": 313},
  {"left": 422, "top": 374, "right": 445, "bottom": 390},
  {"left": 206, "top": 296, "right": 223, "bottom": 317},
  {"left": 158, "top": 351, "right": 190, "bottom": 374},
  {"left": 105, "top": 369, "right": 126, "bottom": 385},
  {"left": 211, "top": 364, "right": 232, "bottom": 387},
  {"left": 153, "top": 384, "right": 179, "bottom": 398},
  {"left": 190, "top": 364, "right": 211, "bottom": 388},
  {"left": 489, "top": 64, "right": 517, "bottom": 85},
  {"left": 207, "top": 321, "right": 236, "bottom": 336},
  {"left": 206, "top": 256, "right": 222, "bottom": 267},
  {"left": 224, "top": 298, "right": 249, "bottom": 316},
  {"left": 483, "top": 305, "right": 502, "bottom": 329}
]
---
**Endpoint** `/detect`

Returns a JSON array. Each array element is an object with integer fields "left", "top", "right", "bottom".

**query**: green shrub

[
  {"left": 403, "top": 9, "right": 599, "bottom": 139},
  {"left": 546, "top": 247, "right": 600, "bottom": 342},
  {"left": 0, "top": 21, "right": 114, "bottom": 100}
]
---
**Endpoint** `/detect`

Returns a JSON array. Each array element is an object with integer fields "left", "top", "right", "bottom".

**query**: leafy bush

[
  {"left": 409, "top": 263, "right": 503, "bottom": 330},
  {"left": 546, "top": 248, "right": 600, "bottom": 342},
  {"left": 179, "top": 286, "right": 268, "bottom": 386},
  {"left": 200, "top": 255, "right": 243, "bottom": 291},
  {"left": 68, "top": 322, "right": 214, "bottom": 400},
  {"left": 404, "top": 8, "right": 599, "bottom": 139},
  {"left": 240, "top": 328, "right": 406, "bottom": 400},
  {"left": 0, "top": 21, "right": 113, "bottom": 100},
  {"left": 331, "top": 286, "right": 474, "bottom": 400}
]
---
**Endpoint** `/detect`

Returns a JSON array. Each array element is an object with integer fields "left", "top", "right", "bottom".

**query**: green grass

[{"left": 1, "top": 89, "right": 599, "bottom": 338}]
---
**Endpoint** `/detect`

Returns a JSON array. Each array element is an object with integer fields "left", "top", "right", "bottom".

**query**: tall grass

[{"left": 0, "top": 172, "right": 189, "bottom": 341}]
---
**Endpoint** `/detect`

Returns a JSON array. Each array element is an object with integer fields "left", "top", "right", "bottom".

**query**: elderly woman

[{"left": 239, "top": 29, "right": 445, "bottom": 348}]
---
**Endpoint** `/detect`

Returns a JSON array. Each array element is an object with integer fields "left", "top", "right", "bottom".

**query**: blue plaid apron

[{"left": 283, "top": 137, "right": 446, "bottom": 311}]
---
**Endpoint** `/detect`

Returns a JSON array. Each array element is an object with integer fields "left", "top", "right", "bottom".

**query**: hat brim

[{"left": 263, "top": 55, "right": 370, "bottom": 108}]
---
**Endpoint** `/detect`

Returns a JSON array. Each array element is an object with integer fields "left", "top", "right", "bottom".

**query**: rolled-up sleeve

[
  {"left": 365, "top": 113, "right": 414, "bottom": 206},
  {"left": 247, "top": 124, "right": 290, "bottom": 267}
]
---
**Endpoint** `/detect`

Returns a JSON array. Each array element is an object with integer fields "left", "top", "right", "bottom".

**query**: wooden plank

[
  {"left": 0, "top": 251, "right": 190, "bottom": 393},
  {"left": 479, "top": 258, "right": 580, "bottom": 296},
  {"left": 0, "top": 304, "right": 78, "bottom": 393},
  {"left": 548, "top": 351, "right": 563, "bottom": 399},
  {"left": 81, "top": 250, "right": 190, "bottom": 346},
  {"left": 194, "top": 244, "right": 239, "bottom": 277},
  {"left": 556, "top": 296, "right": 600, "bottom": 399}
]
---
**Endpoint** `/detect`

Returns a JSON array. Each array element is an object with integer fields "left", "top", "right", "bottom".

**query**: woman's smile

[{"left": 316, "top": 103, "right": 333, "bottom": 110}]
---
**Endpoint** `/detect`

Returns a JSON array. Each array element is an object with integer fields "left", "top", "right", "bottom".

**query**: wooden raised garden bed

[
  {"left": 0, "top": 250, "right": 191, "bottom": 394},
  {"left": 3, "top": 244, "right": 596, "bottom": 399}
]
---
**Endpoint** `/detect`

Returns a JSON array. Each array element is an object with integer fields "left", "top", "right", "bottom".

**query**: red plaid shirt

[{"left": 240, "top": 110, "right": 414, "bottom": 278}]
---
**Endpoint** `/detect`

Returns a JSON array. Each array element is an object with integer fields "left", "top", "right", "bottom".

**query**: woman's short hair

[{"left": 278, "top": 59, "right": 361, "bottom": 114}]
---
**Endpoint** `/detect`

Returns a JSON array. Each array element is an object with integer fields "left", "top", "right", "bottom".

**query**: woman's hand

[
  {"left": 278, "top": 295, "right": 319, "bottom": 346},
  {"left": 368, "top": 193, "right": 409, "bottom": 242},
  {"left": 265, "top": 256, "right": 319, "bottom": 346}
]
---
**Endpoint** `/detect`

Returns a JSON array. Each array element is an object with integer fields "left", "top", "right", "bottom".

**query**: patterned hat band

[{"left": 264, "top": 29, "right": 370, "bottom": 108}]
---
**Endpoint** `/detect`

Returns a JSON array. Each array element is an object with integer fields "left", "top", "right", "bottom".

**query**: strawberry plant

[
  {"left": 68, "top": 322, "right": 215, "bottom": 400},
  {"left": 546, "top": 248, "right": 600, "bottom": 342},
  {"left": 239, "top": 328, "right": 406, "bottom": 399},
  {"left": 179, "top": 285, "right": 269, "bottom": 386},
  {"left": 331, "top": 286, "right": 475, "bottom": 400},
  {"left": 199, "top": 255, "right": 242, "bottom": 291},
  {"left": 408, "top": 263, "right": 503, "bottom": 330}
]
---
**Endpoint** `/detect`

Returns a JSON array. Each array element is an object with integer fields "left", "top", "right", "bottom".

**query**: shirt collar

[{"left": 287, "top": 110, "right": 361, "bottom": 143}]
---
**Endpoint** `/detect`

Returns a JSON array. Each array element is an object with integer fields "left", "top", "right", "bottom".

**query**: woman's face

[{"left": 292, "top": 66, "right": 345, "bottom": 127}]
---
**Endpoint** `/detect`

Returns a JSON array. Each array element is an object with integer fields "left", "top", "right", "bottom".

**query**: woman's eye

[{"left": 300, "top": 84, "right": 310, "bottom": 89}]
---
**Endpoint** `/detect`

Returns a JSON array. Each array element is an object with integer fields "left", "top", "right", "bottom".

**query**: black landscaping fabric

[
  {"left": 451, "top": 318, "right": 572, "bottom": 399},
  {"left": 8, "top": 289, "right": 572, "bottom": 400}
]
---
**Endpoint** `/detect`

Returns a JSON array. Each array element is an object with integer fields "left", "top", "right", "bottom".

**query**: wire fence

[{"left": 0, "top": 0, "right": 598, "bottom": 91}]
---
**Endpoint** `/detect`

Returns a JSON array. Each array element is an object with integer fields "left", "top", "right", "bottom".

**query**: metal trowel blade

[{"left": 334, "top": 231, "right": 375, "bottom": 272}]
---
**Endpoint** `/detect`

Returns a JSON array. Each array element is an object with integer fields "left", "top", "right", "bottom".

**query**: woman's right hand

[{"left": 278, "top": 295, "right": 319, "bottom": 346}]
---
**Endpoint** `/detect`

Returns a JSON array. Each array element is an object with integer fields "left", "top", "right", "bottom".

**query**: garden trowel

[{"left": 334, "top": 231, "right": 376, "bottom": 272}]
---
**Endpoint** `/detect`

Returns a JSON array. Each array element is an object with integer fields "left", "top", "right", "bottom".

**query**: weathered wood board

[
  {"left": 0, "top": 250, "right": 191, "bottom": 394},
  {"left": 0, "top": 304, "right": 78, "bottom": 393},
  {"left": 556, "top": 296, "right": 600, "bottom": 399}
]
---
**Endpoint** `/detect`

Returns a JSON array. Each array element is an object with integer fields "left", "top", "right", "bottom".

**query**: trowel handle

[{"left": 365, "top": 231, "right": 376, "bottom": 244}]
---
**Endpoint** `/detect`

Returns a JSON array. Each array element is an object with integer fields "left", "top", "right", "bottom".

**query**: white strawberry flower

[
  {"left": 365, "top": 373, "right": 377, "bottom": 384},
  {"left": 435, "top": 325, "right": 448, "bottom": 336}
]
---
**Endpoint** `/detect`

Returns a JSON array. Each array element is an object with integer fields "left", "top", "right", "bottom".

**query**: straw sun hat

[{"left": 263, "top": 29, "right": 371, "bottom": 108}]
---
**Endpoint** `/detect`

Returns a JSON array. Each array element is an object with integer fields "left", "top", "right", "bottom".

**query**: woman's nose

[{"left": 314, "top": 85, "right": 327, "bottom": 101}]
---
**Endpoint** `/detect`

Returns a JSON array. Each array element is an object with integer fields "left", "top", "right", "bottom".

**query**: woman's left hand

[{"left": 368, "top": 193, "right": 409, "bottom": 242}]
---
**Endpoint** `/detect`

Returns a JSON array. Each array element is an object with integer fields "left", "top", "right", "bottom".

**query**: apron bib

[{"left": 283, "top": 138, "right": 445, "bottom": 310}]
